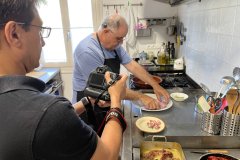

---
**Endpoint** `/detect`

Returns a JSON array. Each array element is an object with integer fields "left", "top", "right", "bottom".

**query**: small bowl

[
  {"left": 199, "top": 153, "right": 239, "bottom": 160},
  {"left": 170, "top": 92, "right": 188, "bottom": 102}
]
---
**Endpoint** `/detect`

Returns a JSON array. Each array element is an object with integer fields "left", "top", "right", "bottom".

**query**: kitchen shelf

[
  {"left": 153, "top": 0, "right": 201, "bottom": 6},
  {"left": 137, "top": 16, "right": 176, "bottom": 26}
]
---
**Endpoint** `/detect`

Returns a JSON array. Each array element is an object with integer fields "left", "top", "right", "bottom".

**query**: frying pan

[
  {"left": 131, "top": 76, "right": 162, "bottom": 89},
  {"left": 199, "top": 153, "right": 238, "bottom": 160}
]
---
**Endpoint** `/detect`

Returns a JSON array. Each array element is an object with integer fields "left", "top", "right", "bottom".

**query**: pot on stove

[{"left": 131, "top": 76, "right": 162, "bottom": 89}]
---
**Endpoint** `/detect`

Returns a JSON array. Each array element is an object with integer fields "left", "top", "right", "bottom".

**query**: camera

[{"left": 84, "top": 65, "right": 120, "bottom": 101}]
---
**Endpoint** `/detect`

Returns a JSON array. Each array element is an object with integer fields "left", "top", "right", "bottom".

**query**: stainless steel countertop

[{"left": 121, "top": 88, "right": 240, "bottom": 160}]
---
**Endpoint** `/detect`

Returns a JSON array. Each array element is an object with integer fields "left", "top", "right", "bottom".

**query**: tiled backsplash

[{"left": 178, "top": 0, "right": 240, "bottom": 92}]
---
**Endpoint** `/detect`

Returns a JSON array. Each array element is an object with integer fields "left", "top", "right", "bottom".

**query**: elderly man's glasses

[
  {"left": 0, "top": 22, "right": 52, "bottom": 38},
  {"left": 109, "top": 30, "right": 126, "bottom": 42}
]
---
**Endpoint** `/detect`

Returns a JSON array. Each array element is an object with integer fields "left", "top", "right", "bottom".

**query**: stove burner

[{"left": 129, "top": 73, "right": 200, "bottom": 90}]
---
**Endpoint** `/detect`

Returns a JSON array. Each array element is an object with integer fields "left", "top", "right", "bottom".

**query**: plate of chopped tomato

[{"left": 135, "top": 116, "right": 165, "bottom": 133}]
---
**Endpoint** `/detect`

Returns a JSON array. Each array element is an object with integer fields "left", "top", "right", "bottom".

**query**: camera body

[{"left": 84, "top": 65, "right": 120, "bottom": 101}]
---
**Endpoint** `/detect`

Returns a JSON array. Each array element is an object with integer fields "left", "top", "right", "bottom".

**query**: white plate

[
  {"left": 139, "top": 93, "right": 173, "bottom": 111},
  {"left": 170, "top": 92, "right": 188, "bottom": 102},
  {"left": 136, "top": 116, "right": 165, "bottom": 133}
]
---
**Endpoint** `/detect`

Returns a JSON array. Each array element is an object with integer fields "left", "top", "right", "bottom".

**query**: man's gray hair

[{"left": 99, "top": 14, "right": 127, "bottom": 31}]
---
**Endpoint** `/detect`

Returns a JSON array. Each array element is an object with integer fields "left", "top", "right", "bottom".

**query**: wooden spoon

[
  {"left": 233, "top": 90, "right": 240, "bottom": 114},
  {"left": 226, "top": 88, "right": 238, "bottom": 114},
  {"left": 234, "top": 91, "right": 240, "bottom": 115}
]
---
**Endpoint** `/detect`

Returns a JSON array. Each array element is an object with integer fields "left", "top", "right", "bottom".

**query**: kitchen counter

[
  {"left": 27, "top": 68, "right": 63, "bottom": 95},
  {"left": 121, "top": 88, "right": 240, "bottom": 160}
]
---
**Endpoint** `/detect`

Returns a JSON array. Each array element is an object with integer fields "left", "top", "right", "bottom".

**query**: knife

[{"left": 191, "top": 150, "right": 228, "bottom": 154}]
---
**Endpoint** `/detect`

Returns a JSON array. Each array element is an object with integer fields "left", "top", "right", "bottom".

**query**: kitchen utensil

[
  {"left": 232, "top": 90, "right": 240, "bottom": 114},
  {"left": 236, "top": 79, "right": 240, "bottom": 89},
  {"left": 191, "top": 150, "right": 228, "bottom": 154},
  {"left": 198, "top": 96, "right": 211, "bottom": 112},
  {"left": 219, "top": 76, "right": 236, "bottom": 98},
  {"left": 136, "top": 116, "right": 165, "bottom": 133},
  {"left": 131, "top": 76, "right": 162, "bottom": 89},
  {"left": 233, "top": 67, "right": 240, "bottom": 81},
  {"left": 206, "top": 96, "right": 222, "bottom": 113},
  {"left": 234, "top": 96, "right": 240, "bottom": 115},
  {"left": 226, "top": 88, "right": 238, "bottom": 114},
  {"left": 199, "top": 153, "right": 238, "bottom": 160},
  {"left": 200, "top": 83, "right": 212, "bottom": 96},
  {"left": 215, "top": 76, "right": 235, "bottom": 98},
  {"left": 215, "top": 97, "right": 228, "bottom": 114}
]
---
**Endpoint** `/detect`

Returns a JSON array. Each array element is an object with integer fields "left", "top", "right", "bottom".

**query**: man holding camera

[{"left": 72, "top": 14, "right": 170, "bottom": 134}]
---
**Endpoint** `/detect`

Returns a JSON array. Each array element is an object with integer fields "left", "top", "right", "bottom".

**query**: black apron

[{"left": 77, "top": 33, "right": 120, "bottom": 135}]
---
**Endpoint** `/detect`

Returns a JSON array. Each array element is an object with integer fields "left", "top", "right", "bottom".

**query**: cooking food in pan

[
  {"left": 141, "top": 148, "right": 181, "bottom": 160},
  {"left": 131, "top": 75, "right": 162, "bottom": 89},
  {"left": 199, "top": 153, "right": 238, "bottom": 160},
  {"left": 140, "top": 141, "right": 186, "bottom": 160}
]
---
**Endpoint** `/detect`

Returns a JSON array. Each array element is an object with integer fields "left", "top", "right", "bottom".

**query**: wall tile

[
  {"left": 205, "top": 32, "right": 219, "bottom": 56},
  {"left": 208, "top": 0, "right": 238, "bottom": 9},
  {"left": 216, "top": 35, "right": 233, "bottom": 63},
  {"left": 219, "top": 7, "right": 236, "bottom": 35},
  {"left": 206, "top": 9, "right": 221, "bottom": 34},
  {"left": 178, "top": 0, "right": 239, "bottom": 91},
  {"left": 233, "top": 6, "right": 240, "bottom": 37},
  {"left": 229, "top": 37, "right": 240, "bottom": 66}
]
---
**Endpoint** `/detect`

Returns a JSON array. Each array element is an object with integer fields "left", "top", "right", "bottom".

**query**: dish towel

[{"left": 126, "top": 5, "right": 137, "bottom": 48}]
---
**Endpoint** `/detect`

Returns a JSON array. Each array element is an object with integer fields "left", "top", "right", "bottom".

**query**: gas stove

[{"left": 129, "top": 73, "right": 201, "bottom": 90}]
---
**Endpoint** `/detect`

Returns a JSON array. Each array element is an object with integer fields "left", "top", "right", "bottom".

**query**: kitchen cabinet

[{"left": 26, "top": 68, "right": 63, "bottom": 96}]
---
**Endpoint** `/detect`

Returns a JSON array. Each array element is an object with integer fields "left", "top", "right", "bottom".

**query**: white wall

[{"left": 177, "top": 0, "right": 240, "bottom": 92}]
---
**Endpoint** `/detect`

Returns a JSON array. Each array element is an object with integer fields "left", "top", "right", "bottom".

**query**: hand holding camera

[
  {"left": 84, "top": 65, "right": 127, "bottom": 102},
  {"left": 105, "top": 71, "right": 127, "bottom": 105}
]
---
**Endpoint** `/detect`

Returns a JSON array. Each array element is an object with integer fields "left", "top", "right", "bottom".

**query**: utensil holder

[
  {"left": 201, "top": 112, "right": 222, "bottom": 135},
  {"left": 220, "top": 110, "right": 240, "bottom": 136}
]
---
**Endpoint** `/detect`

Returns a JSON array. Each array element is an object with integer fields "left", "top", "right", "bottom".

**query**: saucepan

[
  {"left": 199, "top": 153, "right": 239, "bottom": 160},
  {"left": 131, "top": 76, "right": 162, "bottom": 89}
]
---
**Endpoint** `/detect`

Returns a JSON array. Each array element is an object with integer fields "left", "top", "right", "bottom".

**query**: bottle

[
  {"left": 157, "top": 42, "right": 166, "bottom": 65},
  {"left": 170, "top": 43, "right": 175, "bottom": 59},
  {"left": 169, "top": 43, "right": 175, "bottom": 64},
  {"left": 165, "top": 41, "right": 171, "bottom": 64}
]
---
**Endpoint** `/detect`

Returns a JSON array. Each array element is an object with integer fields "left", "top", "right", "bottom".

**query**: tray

[{"left": 140, "top": 136, "right": 186, "bottom": 160}]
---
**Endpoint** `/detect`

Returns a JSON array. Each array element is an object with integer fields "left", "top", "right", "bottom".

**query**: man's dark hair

[{"left": 0, "top": 0, "right": 40, "bottom": 30}]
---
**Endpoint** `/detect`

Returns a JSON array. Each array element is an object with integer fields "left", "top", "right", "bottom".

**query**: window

[{"left": 38, "top": 0, "right": 93, "bottom": 67}]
